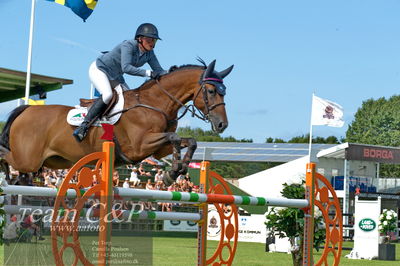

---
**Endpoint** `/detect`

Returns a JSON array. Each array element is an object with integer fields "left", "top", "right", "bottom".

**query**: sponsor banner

[
  {"left": 163, "top": 220, "right": 198, "bottom": 232},
  {"left": 207, "top": 205, "right": 266, "bottom": 243},
  {"left": 346, "top": 144, "right": 400, "bottom": 164},
  {"left": 188, "top": 162, "right": 201, "bottom": 169},
  {"left": 349, "top": 197, "right": 380, "bottom": 260}
]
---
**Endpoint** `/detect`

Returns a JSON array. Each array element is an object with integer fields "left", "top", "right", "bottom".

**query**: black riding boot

[{"left": 73, "top": 98, "right": 108, "bottom": 142}]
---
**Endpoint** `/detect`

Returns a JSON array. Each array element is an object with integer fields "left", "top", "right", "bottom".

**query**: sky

[{"left": 1, "top": 0, "right": 400, "bottom": 143}]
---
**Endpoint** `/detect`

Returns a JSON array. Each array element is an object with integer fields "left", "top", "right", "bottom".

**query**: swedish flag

[
  {"left": 22, "top": 94, "right": 45, "bottom": 105},
  {"left": 46, "top": 0, "right": 98, "bottom": 22}
]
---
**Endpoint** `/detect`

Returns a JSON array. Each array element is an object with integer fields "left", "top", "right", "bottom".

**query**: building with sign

[{"left": 236, "top": 142, "right": 400, "bottom": 240}]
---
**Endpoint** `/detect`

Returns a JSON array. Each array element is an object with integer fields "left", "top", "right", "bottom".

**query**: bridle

[{"left": 189, "top": 77, "right": 226, "bottom": 121}]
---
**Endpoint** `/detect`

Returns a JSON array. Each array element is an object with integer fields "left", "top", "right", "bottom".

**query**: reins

[{"left": 107, "top": 77, "right": 225, "bottom": 124}]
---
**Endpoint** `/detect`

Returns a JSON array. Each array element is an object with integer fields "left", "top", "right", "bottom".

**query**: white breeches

[{"left": 89, "top": 61, "right": 113, "bottom": 104}]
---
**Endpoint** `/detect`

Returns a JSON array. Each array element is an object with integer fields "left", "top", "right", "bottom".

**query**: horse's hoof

[{"left": 162, "top": 172, "right": 176, "bottom": 187}]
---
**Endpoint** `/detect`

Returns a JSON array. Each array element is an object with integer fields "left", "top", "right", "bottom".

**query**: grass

[{"left": 0, "top": 237, "right": 399, "bottom": 265}]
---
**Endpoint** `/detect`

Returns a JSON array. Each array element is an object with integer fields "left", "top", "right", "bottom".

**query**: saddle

[{"left": 79, "top": 88, "right": 119, "bottom": 117}]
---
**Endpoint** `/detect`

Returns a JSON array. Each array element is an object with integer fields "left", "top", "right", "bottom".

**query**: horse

[{"left": 0, "top": 60, "right": 233, "bottom": 185}]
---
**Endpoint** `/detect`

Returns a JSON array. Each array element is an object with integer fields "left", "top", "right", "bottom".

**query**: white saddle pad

[{"left": 67, "top": 85, "right": 124, "bottom": 126}]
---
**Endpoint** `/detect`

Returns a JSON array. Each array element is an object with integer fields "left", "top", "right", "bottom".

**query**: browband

[{"left": 203, "top": 77, "right": 223, "bottom": 83}]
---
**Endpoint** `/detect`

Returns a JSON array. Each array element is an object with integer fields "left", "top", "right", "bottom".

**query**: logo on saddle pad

[{"left": 67, "top": 85, "right": 124, "bottom": 127}]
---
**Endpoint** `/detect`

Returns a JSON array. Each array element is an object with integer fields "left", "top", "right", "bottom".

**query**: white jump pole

[{"left": 2, "top": 185, "right": 309, "bottom": 209}]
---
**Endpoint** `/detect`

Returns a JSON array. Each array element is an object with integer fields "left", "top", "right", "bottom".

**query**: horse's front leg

[
  {"left": 160, "top": 134, "right": 196, "bottom": 186},
  {"left": 162, "top": 133, "right": 183, "bottom": 185},
  {"left": 180, "top": 137, "right": 197, "bottom": 173}
]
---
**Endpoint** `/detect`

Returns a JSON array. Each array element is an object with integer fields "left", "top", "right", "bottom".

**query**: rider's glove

[{"left": 150, "top": 71, "right": 161, "bottom": 80}]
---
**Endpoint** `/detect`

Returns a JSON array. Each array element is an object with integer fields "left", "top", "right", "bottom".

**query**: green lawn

[{"left": 0, "top": 237, "right": 399, "bottom": 265}]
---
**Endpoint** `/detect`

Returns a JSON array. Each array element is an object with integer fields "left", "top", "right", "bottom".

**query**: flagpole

[
  {"left": 308, "top": 93, "right": 314, "bottom": 162},
  {"left": 24, "top": 0, "right": 37, "bottom": 105}
]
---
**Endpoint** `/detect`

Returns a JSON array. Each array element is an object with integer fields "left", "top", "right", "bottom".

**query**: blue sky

[{"left": 1, "top": 0, "right": 400, "bottom": 143}]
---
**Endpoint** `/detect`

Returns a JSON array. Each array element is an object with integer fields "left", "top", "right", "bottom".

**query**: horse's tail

[{"left": 0, "top": 105, "right": 31, "bottom": 151}]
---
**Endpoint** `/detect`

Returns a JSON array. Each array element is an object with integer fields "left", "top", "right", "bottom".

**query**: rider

[{"left": 73, "top": 23, "right": 167, "bottom": 142}]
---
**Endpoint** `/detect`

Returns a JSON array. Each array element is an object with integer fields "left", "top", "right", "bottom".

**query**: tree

[
  {"left": 346, "top": 96, "right": 400, "bottom": 177},
  {"left": 265, "top": 134, "right": 340, "bottom": 144},
  {"left": 266, "top": 137, "right": 285, "bottom": 143},
  {"left": 0, "top": 122, "right": 4, "bottom": 132},
  {"left": 266, "top": 182, "right": 325, "bottom": 266},
  {"left": 177, "top": 126, "right": 253, "bottom": 142}
]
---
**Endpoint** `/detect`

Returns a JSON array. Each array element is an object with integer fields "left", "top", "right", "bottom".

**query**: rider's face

[{"left": 140, "top": 37, "right": 157, "bottom": 51}]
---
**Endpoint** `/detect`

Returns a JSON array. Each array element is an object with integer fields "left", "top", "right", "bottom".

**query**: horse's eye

[{"left": 208, "top": 89, "right": 216, "bottom": 95}]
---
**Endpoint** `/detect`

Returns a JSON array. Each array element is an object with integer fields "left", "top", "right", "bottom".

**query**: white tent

[{"left": 238, "top": 156, "right": 309, "bottom": 198}]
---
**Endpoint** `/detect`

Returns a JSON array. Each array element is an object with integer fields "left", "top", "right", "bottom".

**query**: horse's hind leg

[
  {"left": 0, "top": 159, "right": 10, "bottom": 183},
  {"left": 4, "top": 150, "right": 43, "bottom": 173}
]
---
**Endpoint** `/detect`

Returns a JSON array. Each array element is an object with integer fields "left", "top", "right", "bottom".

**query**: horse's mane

[{"left": 132, "top": 64, "right": 206, "bottom": 91}]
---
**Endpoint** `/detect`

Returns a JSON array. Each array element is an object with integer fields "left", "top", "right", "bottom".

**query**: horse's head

[{"left": 193, "top": 60, "right": 234, "bottom": 133}]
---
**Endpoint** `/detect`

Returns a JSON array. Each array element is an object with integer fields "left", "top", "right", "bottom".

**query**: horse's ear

[
  {"left": 204, "top": 60, "right": 217, "bottom": 77},
  {"left": 218, "top": 65, "right": 234, "bottom": 79}
]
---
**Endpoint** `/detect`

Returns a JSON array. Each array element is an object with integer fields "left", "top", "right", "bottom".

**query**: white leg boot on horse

[{"left": 73, "top": 98, "right": 108, "bottom": 142}]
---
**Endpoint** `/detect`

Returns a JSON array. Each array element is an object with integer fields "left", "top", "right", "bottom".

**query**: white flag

[{"left": 311, "top": 95, "right": 344, "bottom": 127}]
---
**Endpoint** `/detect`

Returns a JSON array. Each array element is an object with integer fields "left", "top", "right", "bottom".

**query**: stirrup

[{"left": 73, "top": 125, "right": 88, "bottom": 142}]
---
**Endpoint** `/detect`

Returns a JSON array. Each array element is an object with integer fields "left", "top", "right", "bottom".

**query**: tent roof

[
  {"left": 0, "top": 67, "right": 73, "bottom": 103},
  {"left": 188, "top": 142, "right": 336, "bottom": 162}
]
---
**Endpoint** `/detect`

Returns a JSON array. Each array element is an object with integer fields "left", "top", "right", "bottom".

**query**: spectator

[
  {"left": 185, "top": 172, "right": 191, "bottom": 182},
  {"left": 3, "top": 215, "right": 20, "bottom": 245},
  {"left": 145, "top": 179, "right": 155, "bottom": 210},
  {"left": 43, "top": 170, "right": 55, "bottom": 188},
  {"left": 21, "top": 215, "right": 44, "bottom": 241},
  {"left": 154, "top": 169, "right": 164, "bottom": 183},
  {"left": 154, "top": 180, "right": 164, "bottom": 190},
  {"left": 145, "top": 179, "right": 154, "bottom": 190},
  {"left": 192, "top": 185, "right": 200, "bottom": 193},
  {"left": 54, "top": 173, "right": 64, "bottom": 188},
  {"left": 113, "top": 170, "right": 120, "bottom": 187},
  {"left": 138, "top": 164, "right": 151, "bottom": 177},
  {"left": 92, "top": 171, "right": 99, "bottom": 186},
  {"left": 177, "top": 173, "right": 185, "bottom": 182},
  {"left": 130, "top": 167, "right": 141, "bottom": 187},
  {"left": 123, "top": 178, "right": 130, "bottom": 188}
]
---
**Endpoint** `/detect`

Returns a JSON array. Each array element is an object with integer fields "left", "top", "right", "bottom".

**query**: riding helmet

[{"left": 135, "top": 23, "right": 161, "bottom": 40}]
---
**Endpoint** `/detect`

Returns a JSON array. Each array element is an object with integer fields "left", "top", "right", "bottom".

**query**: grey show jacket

[{"left": 96, "top": 39, "right": 164, "bottom": 84}]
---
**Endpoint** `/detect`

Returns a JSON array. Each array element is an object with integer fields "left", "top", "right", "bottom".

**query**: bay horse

[{"left": 0, "top": 60, "right": 233, "bottom": 185}]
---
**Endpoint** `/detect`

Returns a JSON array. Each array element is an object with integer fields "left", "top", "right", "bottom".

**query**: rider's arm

[
  {"left": 147, "top": 52, "right": 166, "bottom": 75},
  {"left": 120, "top": 41, "right": 147, "bottom": 77}
]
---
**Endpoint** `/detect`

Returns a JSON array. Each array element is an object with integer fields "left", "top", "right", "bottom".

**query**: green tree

[
  {"left": 266, "top": 134, "right": 340, "bottom": 144},
  {"left": 177, "top": 126, "right": 252, "bottom": 142},
  {"left": 266, "top": 137, "right": 285, "bottom": 143},
  {"left": 266, "top": 182, "right": 325, "bottom": 266},
  {"left": 346, "top": 96, "right": 400, "bottom": 177},
  {"left": 0, "top": 122, "right": 4, "bottom": 132}
]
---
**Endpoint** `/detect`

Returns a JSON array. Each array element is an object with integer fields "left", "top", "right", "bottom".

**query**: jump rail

[{"left": 2, "top": 185, "right": 309, "bottom": 209}]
